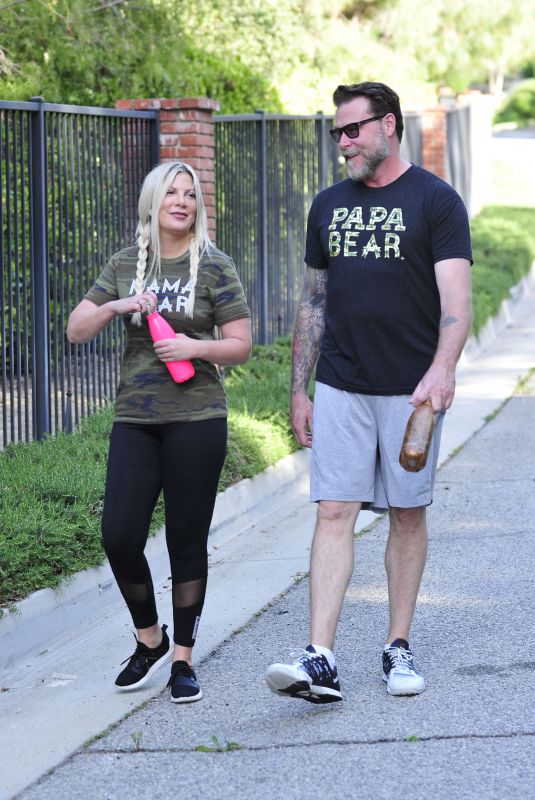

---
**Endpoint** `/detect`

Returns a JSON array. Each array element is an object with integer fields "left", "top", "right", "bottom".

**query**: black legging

[{"left": 101, "top": 418, "right": 227, "bottom": 647}]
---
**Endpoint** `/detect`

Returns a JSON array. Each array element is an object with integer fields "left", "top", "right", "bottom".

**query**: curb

[{"left": 460, "top": 262, "right": 535, "bottom": 365}]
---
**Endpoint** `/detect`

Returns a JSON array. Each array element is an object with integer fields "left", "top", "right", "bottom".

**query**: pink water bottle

[{"left": 146, "top": 311, "right": 195, "bottom": 383}]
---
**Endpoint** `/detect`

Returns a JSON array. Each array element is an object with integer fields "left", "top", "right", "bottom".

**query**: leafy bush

[
  {"left": 494, "top": 79, "right": 535, "bottom": 126},
  {"left": 0, "top": 0, "right": 285, "bottom": 113},
  {"left": 470, "top": 206, "right": 535, "bottom": 335}
]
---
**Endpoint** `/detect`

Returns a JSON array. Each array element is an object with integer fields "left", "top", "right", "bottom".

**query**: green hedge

[
  {"left": 470, "top": 206, "right": 535, "bottom": 336},
  {"left": 494, "top": 80, "right": 535, "bottom": 126}
]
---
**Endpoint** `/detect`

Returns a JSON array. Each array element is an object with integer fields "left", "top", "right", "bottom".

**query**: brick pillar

[
  {"left": 421, "top": 107, "right": 447, "bottom": 179},
  {"left": 116, "top": 97, "right": 220, "bottom": 239}
]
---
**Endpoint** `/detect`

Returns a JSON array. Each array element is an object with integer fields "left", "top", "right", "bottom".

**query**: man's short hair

[{"left": 333, "top": 82, "right": 404, "bottom": 143}]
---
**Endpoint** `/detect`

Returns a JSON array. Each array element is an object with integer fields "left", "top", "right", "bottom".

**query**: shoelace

[
  {"left": 386, "top": 646, "right": 415, "bottom": 674},
  {"left": 170, "top": 662, "right": 195, "bottom": 679},
  {"left": 120, "top": 637, "right": 158, "bottom": 666},
  {"left": 292, "top": 650, "right": 330, "bottom": 680},
  {"left": 167, "top": 661, "right": 196, "bottom": 688}
]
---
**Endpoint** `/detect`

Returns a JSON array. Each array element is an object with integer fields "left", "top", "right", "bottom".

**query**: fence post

[
  {"left": 256, "top": 109, "right": 269, "bottom": 345},
  {"left": 116, "top": 97, "right": 220, "bottom": 239},
  {"left": 316, "top": 112, "right": 328, "bottom": 191},
  {"left": 160, "top": 98, "right": 219, "bottom": 240},
  {"left": 149, "top": 113, "right": 161, "bottom": 170},
  {"left": 29, "top": 96, "right": 51, "bottom": 440}
]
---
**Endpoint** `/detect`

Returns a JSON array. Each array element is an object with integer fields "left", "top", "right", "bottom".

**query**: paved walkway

[{"left": 2, "top": 275, "right": 535, "bottom": 800}]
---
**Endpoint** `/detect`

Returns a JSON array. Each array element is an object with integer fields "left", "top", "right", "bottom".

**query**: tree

[
  {"left": 359, "top": 0, "right": 535, "bottom": 101},
  {"left": 0, "top": 0, "right": 289, "bottom": 110},
  {"left": 2, "top": 0, "right": 534, "bottom": 112}
]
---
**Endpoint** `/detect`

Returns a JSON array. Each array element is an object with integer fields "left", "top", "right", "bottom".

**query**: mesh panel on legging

[
  {"left": 172, "top": 578, "right": 207, "bottom": 648},
  {"left": 113, "top": 560, "right": 158, "bottom": 630}
]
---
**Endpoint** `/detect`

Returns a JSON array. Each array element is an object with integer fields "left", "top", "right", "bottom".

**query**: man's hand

[
  {"left": 291, "top": 392, "right": 313, "bottom": 447},
  {"left": 411, "top": 359, "right": 456, "bottom": 412}
]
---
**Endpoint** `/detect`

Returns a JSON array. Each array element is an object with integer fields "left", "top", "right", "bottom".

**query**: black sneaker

[
  {"left": 167, "top": 660, "right": 203, "bottom": 703},
  {"left": 115, "top": 624, "right": 172, "bottom": 691},
  {"left": 382, "top": 638, "right": 425, "bottom": 696},
  {"left": 265, "top": 645, "right": 342, "bottom": 703}
]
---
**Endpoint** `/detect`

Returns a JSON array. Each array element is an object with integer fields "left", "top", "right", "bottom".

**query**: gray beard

[{"left": 345, "top": 135, "right": 390, "bottom": 182}]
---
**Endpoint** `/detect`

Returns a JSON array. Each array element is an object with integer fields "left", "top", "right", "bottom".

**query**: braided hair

[{"left": 131, "top": 162, "right": 213, "bottom": 326}]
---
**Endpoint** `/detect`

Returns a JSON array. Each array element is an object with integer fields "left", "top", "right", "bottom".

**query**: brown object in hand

[{"left": 399, "top": 399, "right": 436, "bottom": 473}]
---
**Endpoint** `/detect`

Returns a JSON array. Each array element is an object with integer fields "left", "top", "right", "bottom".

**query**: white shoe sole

[
  {"left": 266, "top": 664, "right": 342, "bottom": 701},
  {"left": 170, "top": 688, "right": 203, "bottom": 704},
  {"left": 382, "top": 672, "right": 426, "bottom": 696},
  {"left": 266, "top": 664, "right": 311, "bottom": 696}
]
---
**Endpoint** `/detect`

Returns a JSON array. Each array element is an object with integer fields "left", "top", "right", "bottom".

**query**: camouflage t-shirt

[{"left": 85, "top": 245, "right": 250, "bottom": 423}]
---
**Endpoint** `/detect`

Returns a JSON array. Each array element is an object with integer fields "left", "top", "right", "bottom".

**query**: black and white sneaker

[
  {"left": 115, "top": 624, "right": 172, "bottom": 691},
  {"left": 167, "top": 661, "right": 203, "bottom": 703},
  {"left": 382, "top": 638, "right": 425, "bottom": 696},
  {"left": 266, "top": 645, "right": 342, "bottom": 703}
]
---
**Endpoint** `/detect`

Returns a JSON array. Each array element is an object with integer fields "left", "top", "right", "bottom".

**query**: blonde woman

[{"left": 67, "top": 162, "right": 251, "bottom": 703}]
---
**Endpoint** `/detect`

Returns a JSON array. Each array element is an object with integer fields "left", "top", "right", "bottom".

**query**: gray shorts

[{"left": 310, "top": 382, "right": 444, "bottom": 513}]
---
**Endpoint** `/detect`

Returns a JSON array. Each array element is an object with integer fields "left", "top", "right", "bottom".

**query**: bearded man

[{"left": 266, "top": 82, "right": 472, "bottom": 702}]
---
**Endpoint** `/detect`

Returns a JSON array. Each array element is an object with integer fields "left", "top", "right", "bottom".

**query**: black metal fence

[
  {"left": 1, "top": 99, "right": 158, "bottom": 447},
  {"left": 400, "top": 112, "right": 424, "bottom": 169},
  {"left": 215, "top": 113, "right": 340, "bottom": 344},
  {"left": 214, "top": 111, "right": 423, "bottom": 343},
  {"left": 2, "top": 100, "right": 466, "bottom": 447}
]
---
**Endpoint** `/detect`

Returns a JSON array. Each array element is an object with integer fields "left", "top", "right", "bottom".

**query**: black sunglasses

[{"left": 329, "top": 114, "right": 386, "bottom": 143}]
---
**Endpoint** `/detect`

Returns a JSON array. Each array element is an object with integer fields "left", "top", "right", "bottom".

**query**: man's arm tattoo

[
  {"left": 291, "top": 267, "right": 327, "bottom": 395},
  {"left": 440, "top": 312, "right": 459, "bottom": 328}
]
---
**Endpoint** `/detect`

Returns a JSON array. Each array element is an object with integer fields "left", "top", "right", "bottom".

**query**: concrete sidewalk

[{"left": 2, "top": 272, "right": 535, "bottom": 799}]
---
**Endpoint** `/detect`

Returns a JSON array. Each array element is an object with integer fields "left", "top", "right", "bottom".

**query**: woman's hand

[
  {"left": 153, "top": 318, "right": 252, "bottom": 366},
  {"left": 153, "top": 333, "right": 199, "bottom": 363},
  {"left": 67, "top": 291, "right": 159, "bottom": 343},
  {"left": 112, "top": 290, "right": 158, "bottom": 317}
]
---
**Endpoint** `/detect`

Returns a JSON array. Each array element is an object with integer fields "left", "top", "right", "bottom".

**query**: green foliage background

[
  {"left": 0, "top": 0, "right": 287, "bottom": 112},
  {"left": 470, "top": 206, "right": 535, "bottom": 334},
  {"left": 1, "top": 0, "right": 535, "bottom": 112},
  {"left": 495, "top": 79, "right": 535, "bottom": 126}
]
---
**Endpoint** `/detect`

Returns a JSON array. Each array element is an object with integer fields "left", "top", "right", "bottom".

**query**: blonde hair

[{"left": 131, "top": 162, "right": 213, "bottom": 326}]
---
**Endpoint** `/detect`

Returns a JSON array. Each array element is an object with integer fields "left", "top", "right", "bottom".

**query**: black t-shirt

[{"left": 305, "top": 165, "right": 473, "bottom": 395}]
